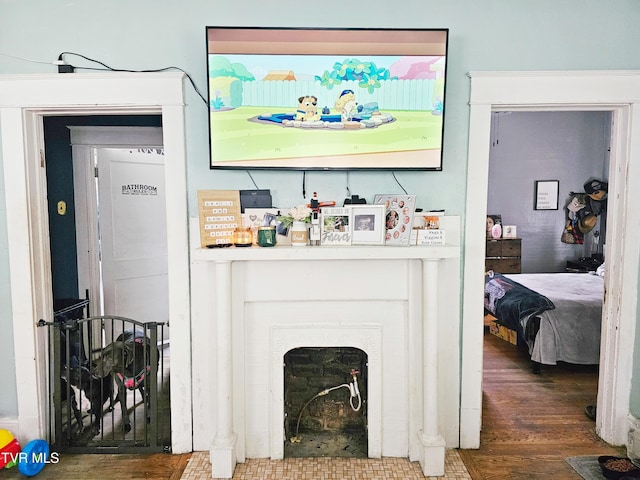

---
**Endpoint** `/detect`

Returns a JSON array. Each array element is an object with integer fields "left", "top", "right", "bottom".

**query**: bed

[{"left": 484, "top": 271, "right": 604, "bottom": 372}]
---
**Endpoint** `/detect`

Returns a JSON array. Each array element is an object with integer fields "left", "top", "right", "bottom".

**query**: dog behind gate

[
  {"left": 54, "top": 299, "right": 90, "bottom": 434},
  {"left": 64, "top": 365, "right": 115, "bottom": 435},
  {"left": 92, "top": 329, "right": 159, "bottom": 433}
]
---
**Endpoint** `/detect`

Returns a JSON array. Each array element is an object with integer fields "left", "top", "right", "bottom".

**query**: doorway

[
  {"left": 461, "top": 72, "right": 640, "bottom": 449},
  {"left": 43, "top": 120, "right": 172, "bottom": 448},
  {"left": 0, "top": 73, "right": 192, "bottom": 452},
  {"left": 482, "top": 110, "right": 609, "bottom": 438}
]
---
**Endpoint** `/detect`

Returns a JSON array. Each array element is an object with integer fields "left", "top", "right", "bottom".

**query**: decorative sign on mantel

[{"left": 197, "top": 190, "right": 242, "bottom": 247}]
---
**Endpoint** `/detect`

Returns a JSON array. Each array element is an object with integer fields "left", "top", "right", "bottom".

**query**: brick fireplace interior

[{"left": 284, "top": 347, "right": 368, "bottom": 458}]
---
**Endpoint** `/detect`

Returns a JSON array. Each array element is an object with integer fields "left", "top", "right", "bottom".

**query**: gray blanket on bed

[{"left": 505, "top": 273, "right": 604, "bottom": 365}]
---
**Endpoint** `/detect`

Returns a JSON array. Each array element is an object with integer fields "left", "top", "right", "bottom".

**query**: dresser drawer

[
  {"left": 486, "top": 240, "right": 503, "bottom": 257},
  {"left": 501, "top": 238, "right": 521, "bottom": 257},
  {"left": 485, "top": 258, "right": 521, "bottom": 274},
  {"left": 486, "top": 238, "right": 521, "bottom": 257}
]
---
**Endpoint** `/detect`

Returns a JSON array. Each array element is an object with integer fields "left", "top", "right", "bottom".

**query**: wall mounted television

[{"left": 206, "top": 27, "right": 448, "bottom": 171}]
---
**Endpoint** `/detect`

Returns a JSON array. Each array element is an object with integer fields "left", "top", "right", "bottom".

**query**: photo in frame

[
  {"left": 320, "top": 207, "right": 352, "bottom": 246},
  {"left": 373, "top": 194, "right": 417, "bottom": 246},
  {"left": 349, "top": 204, "right": 386, "bottom": 245},
  {"left": 503, "top": 225, "right": 517, "bottom": 238}
]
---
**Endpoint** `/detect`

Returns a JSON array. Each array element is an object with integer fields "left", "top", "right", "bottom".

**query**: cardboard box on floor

[{"left": 488, "top": 320, "right": 517, "bottom": 345}]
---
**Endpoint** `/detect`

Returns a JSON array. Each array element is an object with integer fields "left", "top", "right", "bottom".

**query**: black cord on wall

[
  {"left": 57, "top": 51, "right": 208, "bottom": 106},
  {"left": 392, "top": 172, "right": 408, "bottom": 194}
]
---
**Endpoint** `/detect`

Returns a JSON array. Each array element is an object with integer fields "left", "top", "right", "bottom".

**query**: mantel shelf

[{"left": 191, "top": 244, "right": 460, "bottom": 262}]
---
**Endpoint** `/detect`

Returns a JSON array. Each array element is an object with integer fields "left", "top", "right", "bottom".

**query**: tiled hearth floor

[{"left": 180, "top": 449, "right": 471, "bottom": 480}]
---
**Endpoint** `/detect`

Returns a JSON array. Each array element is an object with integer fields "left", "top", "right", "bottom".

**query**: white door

[
  {"left": 71, "top": 127, "right": 168, "bottom": 342},
  {"left": 97, "top": 147, "right": 168, "bottom": 324}
]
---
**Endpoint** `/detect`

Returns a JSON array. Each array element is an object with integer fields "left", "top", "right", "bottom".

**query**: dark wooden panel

[
  {"left": 486, "top": 239, "right": 503, "bottom": 257},
  {"left": 501, "top": 238, "right": 521, "bottom": 257},
  {"left": 7, "top": 453, "right": 191, "bottom": 479},
  {"left": 485, "top": 257, "right": 521, "bottom": 274}
]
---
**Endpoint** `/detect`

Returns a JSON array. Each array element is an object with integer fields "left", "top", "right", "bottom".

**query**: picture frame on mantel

[
  {"left": 320, "top": 207, "right": 352, "bottom": 246},
  {"left": 350, "top": 204, "right": 386, "bottom": 245},
  {"left": 374, "top": 194, "right": 417, "bottom": 246},
  {"left": 534, "top": 180, "right": 559, "bottom": 210}
]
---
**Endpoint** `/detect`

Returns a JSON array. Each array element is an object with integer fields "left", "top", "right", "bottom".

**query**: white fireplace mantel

[
  {"left": 189, "top": 219, "right": 461, "bottom": 478},
  {"left": 190, "top": 243, "right": 459, "bottom": 263}
]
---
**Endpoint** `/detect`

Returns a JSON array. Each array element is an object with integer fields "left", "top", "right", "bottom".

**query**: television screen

[{"left": 206, "top": 27, "right": 448, "bottom": 171}]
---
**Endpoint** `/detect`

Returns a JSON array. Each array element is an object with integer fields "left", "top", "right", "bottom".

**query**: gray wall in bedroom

[{"left": 487, "top": 111, "right": 611, "bottom": 274}]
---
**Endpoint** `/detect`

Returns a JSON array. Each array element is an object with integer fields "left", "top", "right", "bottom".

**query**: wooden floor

[
  {"left": 459, "top": 329, "right": 625, "bottom": 479},
  {"left": 0, "top": 452, "right": 191, "bottom": 479},
  {"left": 0, "top": 329, "right": 625, "bottom": 479}
]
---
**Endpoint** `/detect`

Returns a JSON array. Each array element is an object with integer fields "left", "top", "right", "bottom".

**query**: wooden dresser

[{"left": 485, "top": 238, "right": 521, "bottom": 273}]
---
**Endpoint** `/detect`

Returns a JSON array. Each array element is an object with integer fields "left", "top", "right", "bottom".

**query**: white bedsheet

[{"left": 504, "top": 273, "right": 604, "bottom": 365}]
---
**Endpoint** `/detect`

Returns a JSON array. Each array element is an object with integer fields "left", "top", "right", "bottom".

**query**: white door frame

[
  {"left": 460, "top": 71, "right": 640, "bottom": 448},
  {"left": 0, "top": 73, "right": 192, "bottom": 453}
]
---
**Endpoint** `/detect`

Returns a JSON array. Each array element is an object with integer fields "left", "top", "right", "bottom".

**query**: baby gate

[{"left": 39, "top": 299, "right": 169, "bottom": 453}]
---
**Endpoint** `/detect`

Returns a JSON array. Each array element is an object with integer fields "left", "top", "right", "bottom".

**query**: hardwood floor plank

[
  {"left": 0, "top": 453, "right": 191, "bottom": 480},
  {"left": 459, "top": 330, "right": 624, "bottom": 479}
]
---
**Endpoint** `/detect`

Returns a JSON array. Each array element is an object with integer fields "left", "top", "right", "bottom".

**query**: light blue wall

[{"left": 1, "top": 0, "right": 639, "bottom": 419}]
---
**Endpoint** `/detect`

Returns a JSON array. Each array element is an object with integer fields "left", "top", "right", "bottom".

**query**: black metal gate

[{"left": 39, "top": 300, "right": 170, "bottom": 453}]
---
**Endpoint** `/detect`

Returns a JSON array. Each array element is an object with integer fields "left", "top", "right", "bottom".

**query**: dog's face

[
  {"left": 297, "top": 96, "right": 318, "bottom": 116},
  {"left": 92, "top": 342, "right": 132, "bottom": 377}
]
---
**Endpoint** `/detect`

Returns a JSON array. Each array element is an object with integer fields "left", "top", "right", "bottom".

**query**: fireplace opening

[{"left": 283, "top": 346, "right": 368, "bottom": 458}]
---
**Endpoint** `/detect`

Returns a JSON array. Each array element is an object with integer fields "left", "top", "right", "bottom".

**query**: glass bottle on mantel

[{"left": 290, "top": 221, "right": 308, "bottom": 246}]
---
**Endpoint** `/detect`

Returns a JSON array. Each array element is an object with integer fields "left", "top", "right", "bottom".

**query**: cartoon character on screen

[
  {"left": 335, "top": 90, "right": 357, "bottom": 122},
  {"left": 295, "top": 95, "right": 320, "bottom": 122}
]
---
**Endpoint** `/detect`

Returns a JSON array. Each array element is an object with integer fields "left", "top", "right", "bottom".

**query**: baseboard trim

[{"left": 0, "top": 417, "right": 20, "bottom": 434}]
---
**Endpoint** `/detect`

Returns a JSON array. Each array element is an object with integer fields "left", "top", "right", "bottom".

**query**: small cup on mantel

[{"left": 257, "top": 226, "right": 277, "bottom": 247}]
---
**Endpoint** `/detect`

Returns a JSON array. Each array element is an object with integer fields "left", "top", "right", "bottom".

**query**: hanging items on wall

[{"left": 561, "top": 179, "right": 608, "bottom": 244}]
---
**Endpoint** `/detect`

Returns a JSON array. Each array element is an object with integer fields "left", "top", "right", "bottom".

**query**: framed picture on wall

[{"left": 534, "top": 180, "right": 559, "bottom": 210}]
